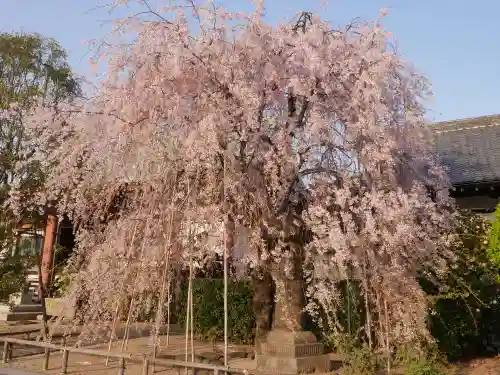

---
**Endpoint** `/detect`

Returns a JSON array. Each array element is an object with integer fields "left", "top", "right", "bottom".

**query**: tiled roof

[{"left": 430, "top": 114, "right": 500, "bottom": 186}]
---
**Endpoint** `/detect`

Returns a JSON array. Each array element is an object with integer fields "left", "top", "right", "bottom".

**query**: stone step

[
  {"left": 0, "top": 311, "right": 41, "bottom": 322},
  {"left": 0, "top": 304, "right": 43, "bottom": 315},
  {"left": 11, "top": 304, "right": 44, "bottom": 313}
]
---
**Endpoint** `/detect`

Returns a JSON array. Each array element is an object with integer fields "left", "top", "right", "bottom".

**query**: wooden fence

[{"left": 0, "top": 336, "right": 249, "bottom": 375}]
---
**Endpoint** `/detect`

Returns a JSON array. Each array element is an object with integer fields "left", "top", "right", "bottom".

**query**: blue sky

[{"left": 0, "top": 0, "right": 498, "bottom": 122}]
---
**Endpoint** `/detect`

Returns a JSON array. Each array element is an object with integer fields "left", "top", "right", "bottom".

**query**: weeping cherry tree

[{"left": 10, "top": 0, "right": 455, "bottom": 357}]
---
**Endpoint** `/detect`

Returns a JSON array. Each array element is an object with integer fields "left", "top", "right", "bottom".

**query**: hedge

[{"left": 176, "top": 278, "right": 255, "bottom": 344}]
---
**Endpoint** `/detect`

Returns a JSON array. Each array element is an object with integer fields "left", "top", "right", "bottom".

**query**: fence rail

[{"left": 0, "top": 336, "right": 248, "bottom": 375}]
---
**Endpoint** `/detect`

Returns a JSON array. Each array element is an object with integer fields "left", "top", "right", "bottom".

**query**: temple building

[
  {"left": 0, "top": 213, "right": 75, "bottom": 321},
  {"left": 431, "top": 114, "right": 500, "bottom": 220}
]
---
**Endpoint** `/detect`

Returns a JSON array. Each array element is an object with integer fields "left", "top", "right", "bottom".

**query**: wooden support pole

[
  {"left": 142, "top": 358, "right": 149, "bottom": 375},
  {"left": 43, "top": 347, "right": 50, "bottom": 370},
  {"left": 152, "top": 346, "right": 157, "bottom": 374},
  {"left": 61, "top": 349, "right": 69, "bottom": 374},
  {"left": 41, "top": 212, "right": 58, "bottom": 293},
  {"left": 118, "top": 357, "right": 125, "bottom": 375},
  {"left": 2, "top": 342, "right": 9, "bottom": 364}
]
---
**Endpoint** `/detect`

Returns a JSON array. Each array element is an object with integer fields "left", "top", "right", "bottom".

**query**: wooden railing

[{"left": 0, "top": 336, "right": 249, "bottom": 375}]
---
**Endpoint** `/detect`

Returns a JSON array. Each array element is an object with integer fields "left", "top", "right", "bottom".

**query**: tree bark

[
  {"left": 272, "top": 246, "right": 307, "bottom": 332},
  {"left": 252, "top": 268, "right": 274, "bottom": 354}
]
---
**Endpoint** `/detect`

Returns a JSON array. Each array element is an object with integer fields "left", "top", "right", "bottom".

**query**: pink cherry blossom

[{"left": 9, "top": 0, "right": 455, "bottom": 351}]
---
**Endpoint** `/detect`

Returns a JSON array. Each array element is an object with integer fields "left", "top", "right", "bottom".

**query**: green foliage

[
  {"left": 321, "top": 280, "right": 365, "bottom": 352},
  {"left": 177, "top": 278, "right": 255, "bottom": 345},
  {"left": 0, "top": 211, "right": 38, "bottom": 303},
  {"left": 0, "top": 32, "right": 81, "bottom": 208},
  {"left": 420, "top": 211, "right": 500, "bottom": 360},
  {"left": 487, "top": 203, "right": 500, "bottom": 274},
  {"left": 395, "top": 344, "right": 448, "bottom": 375},
  {"left": 0, "top": 252, "right": 27, "bottom": 302},
  {"left": 50, "top": 254, "right": 75, "bottom": 298},
  {"left": 0, "top": 31, "right": 80, "bottom": 303},
  {"left": 0, "top": 248, "right": 36, "bottom": 303},
  {"left": 403, "top": 360, "right": 447, "bottom": 375},
  {"left": 0, "top": 32, "right": 81, "bottom": 108},
  {"left": 338, "top": 344, "right": 380, "bottom": 375}
]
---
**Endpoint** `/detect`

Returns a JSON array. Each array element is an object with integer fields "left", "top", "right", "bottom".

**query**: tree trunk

[
  {"left": 252, "top": 268, "right": 274, "bottom": 354},
  {"left": 272, "top": 250, "right": 306, "bottom": 332}
]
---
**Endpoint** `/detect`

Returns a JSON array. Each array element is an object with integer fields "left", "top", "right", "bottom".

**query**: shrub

[
  {"left": 176, "top": 278, "right": 255, "bottom": 345},
  {"left": 421, "top": 211, "right": 500, "bottom": 360},
  {"left": 320, "top": 279, "right": 366, "bottom": 352},
  {"left": 488, "top": 203, "right": 500, "bottom": 276},
  {"left": 0, "top": 252, "right": 31, "bottom": 302},
  {"left": 339, "top": 344, "right": 380, "bottom": 375},
  {"left": 403, "top": 359, "right": 447, "bottom": 375}
]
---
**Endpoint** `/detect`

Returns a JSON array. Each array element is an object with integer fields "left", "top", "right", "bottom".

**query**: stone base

[
  {"left": 256, "top": 353, "right": 332, "bottom": 374},
  {"left": 255, "top": 330, "right": 332, "bottom": 374}
]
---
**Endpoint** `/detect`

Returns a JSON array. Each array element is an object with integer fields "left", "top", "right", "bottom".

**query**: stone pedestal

[
  {"left": 255, "top": 259, "right": 331, "bottom": 374},
  {"left": 256, "top": 330, "right": 331, "bottom": 374}
]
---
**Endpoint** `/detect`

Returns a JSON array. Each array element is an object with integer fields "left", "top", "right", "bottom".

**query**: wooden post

[
  {"left": 106, "top": 304, "right": 120, "bottom": 367},
  {"left": 152, "top": 346, "right": 157, "bottom": 373},
  {"left": 2, "top": 342, "right": 9, "bottom": 364},
  {"left": 43, "top": 347, "right": 50, "bottom": 370},
  {"left": 61, "top": 349, "right": 69, "bottom": 374},
  {"left": 118, "top": 357, "right": 125, "bottom": 375},
  {"left": 142, "top": 358, "right": 149, "bottom": 375},
  {"left": 41, "top": 212, "right": 58, "bottom": 292},
  {"left": 214, "top": 369, "right": 219, "bottom": 375}
]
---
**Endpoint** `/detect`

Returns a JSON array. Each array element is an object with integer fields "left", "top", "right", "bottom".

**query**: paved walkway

[
  {"left": 0, "top": 322, "right": 185, "bottom": 360},
  {"left": 0, "top": 369, "right": 44, "bottom": 375},
  {"left": 0, "top": 333, "right": 255, "bottom": 375}
]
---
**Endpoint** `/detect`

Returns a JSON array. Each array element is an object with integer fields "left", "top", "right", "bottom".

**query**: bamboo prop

[
  {"left": 184, "top": 269, "right": 192, "bottom": 375},
  {"left": 166, "top": 272, "right": 172, "bottom": 346},
  {"left": 106, "top": 223, "right": 139, "bottom": 366},
  {"left": 120, "top": 218, "right": 150, "bottom": 355},
  {"left": 185, "top": 248, "right": 195, "bottom": 363},
  {"left": 363, "top": 257, "right": 372, "bottom": 350},
  {"left": 384, "top": 298, "right": 391, "bottom": 375},
  {"left": 153, "top": 243, "right": 172, "bottom": 373},
  {"left": 105, "top": 303, "right": 120, "bottom": 366},
  {"left": 223, "top": 155, "right": 229, "bottom": 367},
  {"left": 190, "top": 261, "right": 194, "bottom": 363},
  {"left": 121, "top": 298, "right": 135, "bottom": 352},
  {"left": 185, "top": 179, "right": 194, "bottom": 373},
  {"left": 153, "top": 183, "right": 178, "bottom": 368}
]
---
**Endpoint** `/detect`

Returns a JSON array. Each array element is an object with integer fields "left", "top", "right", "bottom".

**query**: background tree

[{"left": 0, "top": 32, "right": 80, "bottom": 303}]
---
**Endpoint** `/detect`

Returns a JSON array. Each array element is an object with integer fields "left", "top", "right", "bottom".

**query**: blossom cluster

[{"left": 10, "top": 0, "right": 454, "bottom": 348}]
